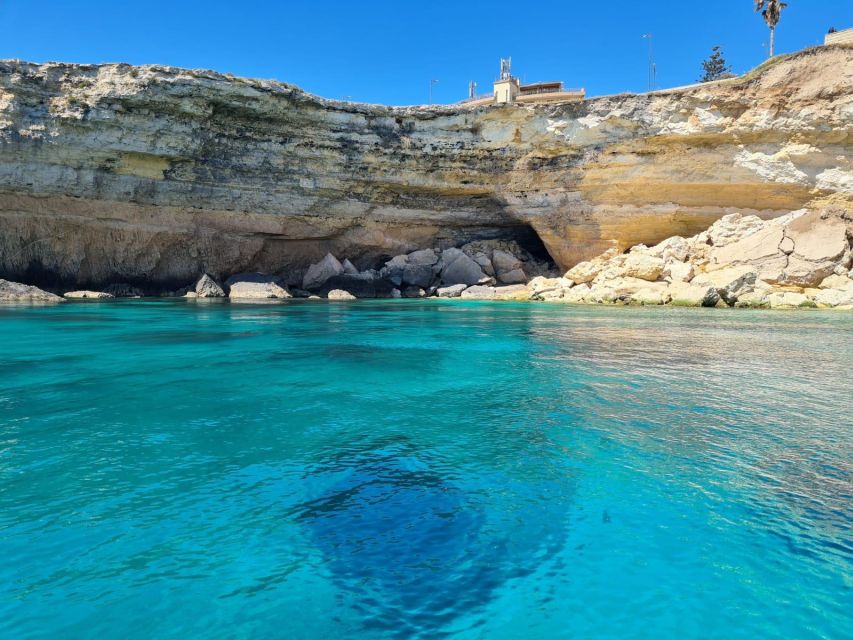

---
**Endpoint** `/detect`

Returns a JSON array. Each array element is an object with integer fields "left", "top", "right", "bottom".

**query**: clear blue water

[{"left": 1, "top": 300, "right": 850, "bottom": 640}]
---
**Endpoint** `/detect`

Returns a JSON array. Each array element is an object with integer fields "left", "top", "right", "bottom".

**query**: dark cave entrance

[
  {"left": 503, "top": 223, "right": 553, "bottom": 264},
  {"left": 437, "top": 222, "right": 555, "bottom": 265}
]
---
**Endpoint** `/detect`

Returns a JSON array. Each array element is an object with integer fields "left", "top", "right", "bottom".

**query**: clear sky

[{"left": 1, "top": 1, "right": 850, "bottom": 105}]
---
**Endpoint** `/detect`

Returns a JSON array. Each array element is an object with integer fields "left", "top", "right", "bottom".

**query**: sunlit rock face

[{"left": 0, "top": 46, "right": 850, "bottom": 288}]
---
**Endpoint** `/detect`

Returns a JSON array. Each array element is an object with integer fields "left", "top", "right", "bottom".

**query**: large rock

[
  {"left": 436, "top": 284, "right": 468, "bottom": 298},
  {"left": 460, "top": 285, "right": 496, "bottom": 299},
  {"left": 527, "top": 276, "right": 573, "bottom": 300},
  {"left": 563, "top": 283, "right": 592, "bottom": 303},
  {"left": 471, "top": 252, "right": 495, "bottom": 276},
  {"left": 492, "top": 249, "right": 522, "bottom": 274},
  {"left": 649, "top": 236, "right": 690, "bottom": 262},
  {"left": 341, "top": 259, "right": 359, "bottom": 275},
  {"left": 812, "top": 287, "right": 853, "bottom": 308},
  {"left": 327, "top": 289, "right": 357, "bottom": 300},
  {"left": 402, "top": 263, "right": 434, "bottom": 288},
  {"left": 704, "top": 214, "right": 767, "bottom": 247},
  {"left": 708, "top": 224, "right": 786, "bottom": 277},
  {"left": 663, "top": 260, "right": 694, "bottom": 283},
  {"left": 497, "top": 268, "right": 527, "bottom": 284},
  {"left": 0, "top": 279, "right": 64, "bottom": 303},
  {"left": 630, "top": 283, "right": 671, "bottom": 305},
  {"left": 303, "top": 253, "right": 344, "bottom": 291},
  {"left": 564, "top": 248, "right": 619, "bottom": 284},
  {"left": 380, "top": 255, "right": 409, "bottom": 286},
  {"left": 707, "top": 210, "right": 851, "bottom": 288},
  {"left": 440, "top": 249, "right": 486, "bottom": 286},
  {"left": 668, "top": 282, "right": 720, "bottom": 307},
  {"left": 63, "top": 290, "right": 113, "bottom": 299},
  {"left": 585, "top": 277, "right": 658, "bottom": 304},
  {"left": 766, "top": 291, "right": 811, "bottom": 308},
  {"left": 407, "top": 248, "right": 439, "bottom": 266},
  {"left": 780, "top": 210, "right": 849, "bottom": 286},
  {"left": 819, "top": 274, "right": 853, "bottom": 291},
  {"left": 691, "top": 266, "right": 757, "bottom": 304},
  {"left": 226, "top": 273, "right": 291, "bottom": 299},
  {"left": 493, "top": 285, "right": 531, "bottom": 301},
  {"left": 623, "top": 253, "right": 665, "bottom": 281},
  {"left": 321, "top": 273, "right": 395, "bottom": 298},
  {"left": 194, "top": 273, "right": 225, "bottom": 298},
  {"left": 733, "top": 290, "right": 770, "bottom": 308}
]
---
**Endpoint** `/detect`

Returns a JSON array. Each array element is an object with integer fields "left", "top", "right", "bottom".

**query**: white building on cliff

[{"left": 463, "top": 58, "right": 585, "bottom": 107}]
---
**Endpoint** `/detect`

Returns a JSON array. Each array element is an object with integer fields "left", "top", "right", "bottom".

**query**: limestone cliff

[{"left": 0, "top": 46, "right": 850, "bottom": 289}]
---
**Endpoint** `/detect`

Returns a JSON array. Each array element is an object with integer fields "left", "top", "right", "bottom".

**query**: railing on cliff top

[{"left": 459, "top": 93, "right": 494, "bottom": 104}]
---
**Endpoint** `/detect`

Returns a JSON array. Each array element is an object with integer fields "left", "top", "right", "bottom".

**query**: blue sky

[{"left": 1, "top": 1, "right": 850, "bottom": 104}]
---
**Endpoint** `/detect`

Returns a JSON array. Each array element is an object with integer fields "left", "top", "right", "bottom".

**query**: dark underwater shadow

[{"left": 289, "top": 434, "right": 573, "bottom": 638}]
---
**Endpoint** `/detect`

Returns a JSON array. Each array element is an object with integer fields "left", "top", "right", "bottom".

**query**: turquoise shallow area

[{"left": 1, "top": 300, "right": 851, "bottom": 639}]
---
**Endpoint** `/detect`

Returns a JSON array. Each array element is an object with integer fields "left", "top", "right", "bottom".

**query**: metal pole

[
  {"left": 642, "top": 34, "right": 655, "bottom": 91},
  {"left": 650, "top": 37, "right": 655, "bottom": 90},
  {"left": 429, "top": 79, "right": 439, "bottom": 105}
]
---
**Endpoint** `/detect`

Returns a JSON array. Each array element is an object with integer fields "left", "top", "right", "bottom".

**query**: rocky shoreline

[{"left": 3, "top": 208, "right": 851, "bottom": 309}]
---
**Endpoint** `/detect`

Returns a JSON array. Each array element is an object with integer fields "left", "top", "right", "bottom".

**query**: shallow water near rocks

[{"left": 1, "top": 300, "right": 851, "bottom": 639}]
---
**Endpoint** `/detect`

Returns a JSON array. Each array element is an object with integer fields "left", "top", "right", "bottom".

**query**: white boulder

[{"left": 226, "top": 273, "right": 291, "bottom": 299}]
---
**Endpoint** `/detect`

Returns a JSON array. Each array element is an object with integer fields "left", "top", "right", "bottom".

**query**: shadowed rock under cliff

[{"left": 0, "top": 45, "right": 850, "bottom": 289}]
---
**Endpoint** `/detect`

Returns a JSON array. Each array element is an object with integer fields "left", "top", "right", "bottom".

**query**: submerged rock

[{"left": 0, "top": 279, "right": 64, "bottom": 303}]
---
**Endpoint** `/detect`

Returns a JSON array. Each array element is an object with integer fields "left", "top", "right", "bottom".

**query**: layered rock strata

[{"left": 0, "top": 46, "right": 850, "bottom": 290}]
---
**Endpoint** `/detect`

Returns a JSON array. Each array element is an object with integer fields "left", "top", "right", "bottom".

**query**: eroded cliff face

[{"left": 0, "top": 46, "right": 850, "bottom": 288}]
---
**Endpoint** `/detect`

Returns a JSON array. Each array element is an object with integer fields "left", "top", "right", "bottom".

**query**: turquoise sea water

[{"left": 0, "top": 300, "right": 850, "bottom": 640}]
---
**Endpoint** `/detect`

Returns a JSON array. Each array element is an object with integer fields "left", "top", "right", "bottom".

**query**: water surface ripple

[{"left": 0, "top": 300, "right": 850, "bottom": 639}]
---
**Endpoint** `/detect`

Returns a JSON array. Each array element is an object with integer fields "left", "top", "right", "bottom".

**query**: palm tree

[{"left": 755, "top": 0, "right": 788, "bottom": 57}]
